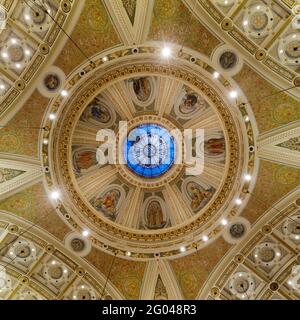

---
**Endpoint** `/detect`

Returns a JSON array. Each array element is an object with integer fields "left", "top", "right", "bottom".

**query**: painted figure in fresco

[
  {"left": 81, "top": 96, "right": 111, "bottom": 124},
  {"left": 219, "top": 51, "right": 238, "bottom": 70},
  {"left": 132, "top": 77, "right": 151, "bottom": 102},
  {"left": 92, "top": 189, "right": 121, "bottom": 220},
  {"left": 178, "top": 87, "right": 207, "bottom": 115},
  {"left": 186, "top": 182, "right": 215, "bottom": 212},
  {"left": 204, "top": 137, "right": 226, "bottom": 156},
  {"left": 146, "top": 201, "right": 165, "bottom": 229},
  {"left": 44, "top": 74, "right": 60, "bottom": 91},
  {"left": 73, "top": 150, "right": 97, "bottom": 173}
]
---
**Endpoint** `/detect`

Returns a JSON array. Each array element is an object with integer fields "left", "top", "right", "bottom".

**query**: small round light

[
  {"left": 24, "top": 49, "right": 31, "bottom": 56},
  {"left": 229, "top": 90, "right": 238, "bottom": 98},
  {"left": 257, "top": 5, "right": 260, "bottom": 10},
  {"left": 2, "top": 52, "right": 8, "bottom": 59},
  {"left": 243, "top": 20, "right": 248, "bottom": 26},
  {"left": 61, "top": 90, "right": 68, "bottom": 97},
  {"left": 236, "top": 198, "right": 242, "bottom": 205},
  {"left": 81, "top": 285, "right": 85, "bottom": 289},
  {"left": 279, "top": 49, "right": 284, "bottom": 54},
  {"left": 213, "top": 71, "right": 220, "bottom": 79},
  {"left": 24, "top": 14, "right": 31, "bottom": 21},
  {"left": 82, "top": 230, "right": 89, "bottom": 237},
  {"left": 51, "top": 260, "right": 56, "bottom": 265},
  {"left": 180, "top": 246, "right": 186, "bottom": 253},
  {"left": 276, "top": 252, "right": 281, "bottom": 257},
  {"left": 126, "top": 251, "right": 131, "bottom": 257},
  {"left": 0, "top": 84, "right": 5, "bottom": 90},
  {"left": 43, "top": 139, "right": 49, "bottom": 145},
  {"left": 288, "top": 280, "right": 292, "bottom": 285},
  {"left": 221, "top": 218, "right": 228, "bottom": 226},
  {"left": 244, "top": 174, "right": 252, "bottom": 182},
  {"left": 11, "top": 38, "right": 17, "bottom": 44},
  {"left": 102, "top": 56, "right": 108, "bottom": 62},
  {"left": 64, "top": 269, "right": 68, "bottom": 274},
  {"left": 50, "top": 190, "right": 60, "bottom": 200},
  {"left": 295, "top": 235, "right": 300, "bottom": 240},
  {"left": 244, "top": 115, "right": 250, "bottom": 122},
  {"left": 49, "top": 113, "right": 56, "bottom": 120},
  {"left": 202, "top": 235, "right": 209, "bottom": 242},
  {"left": 15, "top": 63, "right": 21, "bottom": 69},
  {"left": 161, "top": 47, "right": 171, "bottom": 58}
]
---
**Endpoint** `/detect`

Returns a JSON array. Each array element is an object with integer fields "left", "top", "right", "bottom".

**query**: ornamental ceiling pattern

[{"left": 0, "top": 0, "right": 299, "bottom": 300}]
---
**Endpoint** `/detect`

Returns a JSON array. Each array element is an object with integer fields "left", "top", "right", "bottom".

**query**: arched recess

[
  {"left": 0, "top": 211, "right": 124, "bottom": 300},
  {"left": 197, "top": 186, "right": 300, "bottom": 300}
]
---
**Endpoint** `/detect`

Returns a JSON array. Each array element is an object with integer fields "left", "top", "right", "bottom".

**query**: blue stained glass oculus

[{"left": 125, "top": 124, "right": 175, "bottom": 178}]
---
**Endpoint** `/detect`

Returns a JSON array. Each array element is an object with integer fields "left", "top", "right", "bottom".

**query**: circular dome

[
  {"left": 125, "top": 123, "right": 175, "bottom": 178},
  {"left": 43, "top": 46, "right": 256, "bottom": 259}
]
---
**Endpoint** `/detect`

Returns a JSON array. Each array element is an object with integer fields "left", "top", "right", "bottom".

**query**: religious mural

[
  {"left": 72, "top": 148, "right": 98, "bottom": 175},
  {"left": 44, "top": 73, "right": 60, "bottom": 91},
  {"left": 80, "top": 95, "right": 114, "bottom": 127},
  {"left": 185, "top": 181, "right": 215, "bottom": 213},
  {"left": 127, "top": 77, "right": 156, "bottom": 107},
  {"left": 219, "top": 51, "right": 238, "bottom": 70},
  {"left": 204, "top": 136, "right": 226, "bottom": 157},
  {"left": 174, "top": 86, "right": 209, "bottom": 119},
  {"left": 145, "top": 200, "right": 167, "bottom": 230},
  {"left": 91, "top": 188, "right": 123, "bottom": 221}
]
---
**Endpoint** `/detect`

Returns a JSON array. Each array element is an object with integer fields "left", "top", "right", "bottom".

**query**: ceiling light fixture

[
  {"left": 244, "top": 174, "right": 252, "bottom": 181},
  {"left": 221, "top": 218, "right": 228, "bottom": 226},
  {"left": 61, "top": 90, "right": 68, "bottom": 97},
  {"left": 49, "top": 113, "right": 56, "bottom": 120},
  {"left": 161, "top": 46, "right": 171, "bottom": 58},
  {"left": 82, "top": 230, "right": 89, "bottom": 237},
  {"left": 50, "top": 190, "right": 60, "bottom": 200},
  {"left": 102, "top": 56, "right": 108, "bottom": 62},
  {"left": 180, "top": 246, "right": 186, "bottom": 252},
  {"left": 202, "top": 235, "right": 209, "bottom": 242},
  {"left": 213, "top": 71, "right": 220, "bottom": 79},
  {"left": 236, "top": 198, "right": 242, "bottom": 205},
  {"left": 229, "top": 90, "right": 238, "bottom": 98}
]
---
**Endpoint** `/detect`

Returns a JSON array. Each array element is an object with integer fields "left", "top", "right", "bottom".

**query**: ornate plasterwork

[
  {"left": 257, "top": 120, "right": 300, "bottom": 168},
  {"left": 41, "top": 44, "right": 258, "bottom": 260},
  {"left": 0, "top": 211, "right": 124, "bottom": 300},
  {"left": 0, "top": 154, "right": 42, "bottom": 201},
  {"left": 103, "top": 0, "right": 154, "bottom": 45},
  {"left": 277, "top": 136, "right": 300, "bottom": 152},
  {"left": 198, "top": 187, "right": 300, "bottom": 300},
  {"left": 140, "top": 260, "right": 183, "bottom": 299},
  {"left": 183, "top": 0, "right": 300, "bottom": 99},
  {"left": 0, "top": 0, "right": 85, "bottom": 125}
]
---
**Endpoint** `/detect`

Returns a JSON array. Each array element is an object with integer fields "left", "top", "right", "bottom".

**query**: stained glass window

[{"left": 125, "top": 124, "right": 175, "bottom": 178}]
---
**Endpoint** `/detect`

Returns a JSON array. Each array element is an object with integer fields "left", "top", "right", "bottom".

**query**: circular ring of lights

[{"left": 43, "top": 45, "right": 257, "bottom": 259}]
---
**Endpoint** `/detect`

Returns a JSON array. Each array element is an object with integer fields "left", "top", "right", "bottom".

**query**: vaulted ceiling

[{"left": 0, "top": 0, "right": 299, "bottom": 300}]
